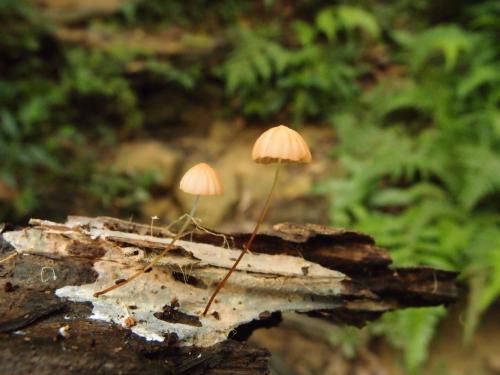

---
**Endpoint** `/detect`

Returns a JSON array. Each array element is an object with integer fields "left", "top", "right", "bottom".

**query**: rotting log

[
  {"left": 54, "top": 27, "right": 223, "bottom": 60},
  {"left": 0, "top": 216, "right": 458, "bottom": 374}
]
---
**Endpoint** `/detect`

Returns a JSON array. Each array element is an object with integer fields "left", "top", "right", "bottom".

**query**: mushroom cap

[
  {"left": 252, "top": 125, "right": 312, "bottom": 164},
  {"left": 179, "top": 163, "right": 223, "bottom": 196}
]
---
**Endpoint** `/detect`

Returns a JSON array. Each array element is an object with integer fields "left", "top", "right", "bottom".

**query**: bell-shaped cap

[
  {"left": 179, "top": 163, "right": 223, "bottom": 196},
  {"left": 252, "top": 125, "right": 312, "bottom": 164}
]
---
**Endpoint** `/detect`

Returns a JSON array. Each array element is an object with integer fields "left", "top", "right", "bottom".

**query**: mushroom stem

[
  {"left": 0, "top": 251, "right": 18, "bottom": 264},
  {"left": 145, "top": 195, "right": 200, "bottom": 271},
  {"left": 94, "top": 195, "right": 201, "bottom": 297},
  {"left": 202, "top": 160, "right": 282, "bottom": 316}
]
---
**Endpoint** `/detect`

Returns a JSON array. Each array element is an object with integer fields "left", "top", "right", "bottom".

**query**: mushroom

[
  {"left": 202, "top": 125, "right": 311, "bottom": 315},
  {"left": 94, "top": 162, "right": 222, "bottom": 297},
  {"left": 179, "top": 162, "right": 223, "bottom": 196}
]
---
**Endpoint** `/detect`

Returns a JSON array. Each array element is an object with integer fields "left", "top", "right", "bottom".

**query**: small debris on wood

[
  {"left": 170, "top": 297, "right": 180, "bottom": 308},
  {"left": 165, "top": 332, "right": 179, "bottom": 346},
  {"left": 154, "top": 306, "right": 202, "bottom": 327},
  {"left": 4, "top": 281, "right": 16, "bottom": 293},
  {"left": 58, "top": 325, "right": 70, "bottom": 339},
  {"left": 301, "top": 266, "right": 309, "bottom": 276},
  {"left": 259, "top": 311, "right": 272, "bottom": 320},
  {"left": 123, "top": 316, "right": 137, "bottom": 328}
]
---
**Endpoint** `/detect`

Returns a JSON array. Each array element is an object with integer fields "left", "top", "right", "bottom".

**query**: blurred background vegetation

[{"left": 1, "top": 0, "right": 499, "bottom": 374}]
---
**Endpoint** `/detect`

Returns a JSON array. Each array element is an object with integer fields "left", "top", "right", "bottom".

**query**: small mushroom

[
  {"left": 252, "top": 125, "right": 312, "bottom": 164},
  {"left": 94, "top": 163, "right": 222, "bottom": 297},
  {"left": 203, "top": 125, "right": 311, "bottom": 315},
  {"left": 179, "top": 162, "right": 223, "bottom": 196}
]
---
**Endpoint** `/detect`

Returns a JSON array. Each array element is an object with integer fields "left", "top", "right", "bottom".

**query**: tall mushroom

[
  {"left": 94, "top": 162, "right": 222, "bottom": 297},
  {"left": 202, "top": 125, "right": 311, "bottom": 315}
]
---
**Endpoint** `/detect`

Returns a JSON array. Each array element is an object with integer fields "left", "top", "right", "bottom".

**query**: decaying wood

[
  {"left": 55, "top": 27, "right": 222, "bottom": 59},
  {"left": 0, "top": 216, "right": 458, "bottom": 374}
]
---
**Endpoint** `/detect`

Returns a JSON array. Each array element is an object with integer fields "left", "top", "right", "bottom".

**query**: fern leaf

[
  {"left": 370, "top": 183, "right": 446, "bottom": 208},
  {"left": 458, "top": 146, "right": 500, "bottom": 210},
  {"left": 315, "top": 5, "right": 379, "bottom": 40},
  {"left": 409, "top": 25, "right": 475, "bottom": 71},
  {"left": 292, "top": 20, "right": 317, "bottom": 46},
  {"left": 376, "top": 307, "right": 446, "bottom": 375},
  {"left": 222, "top": 29, "right": 289, "bottom": 94},
  {"left": 336, "top": 5, "right": 380, "bottom": 38},
  {"left": 463, "top": 224, "right": 500, "bottom": 342},
  {"left": 315, "top": 7, "right": 337, "bottom": 40},
  {"left": 457, "top": 65, "right": 500, "bottom": 98}
]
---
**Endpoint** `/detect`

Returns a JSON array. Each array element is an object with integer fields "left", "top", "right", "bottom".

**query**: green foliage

[
  {"left": 405, "top": 25, "right": 476, "bottom": 72},
  {"left": 117, "top": 0, "right": 249, "bottom": 27},
  {"left": 217, "top": 4, "right": 375, "bottom": 123},
  {"left": 317, "top": 2, "right": 500, "bottom": 372},
  {"left": 220, "top": 28, "right": 289, "bottom": 95},
  {"left": 327, "top": 326, "right": 363, "bottom": 359},
  {"left": 372, "top": 307, "right": 447, "bottom": 375},
  {"left": 315, "top": 5, "right": 380, "bottom": 40},
  {"left": 0, "top": 4, "right": 148, "bottom": 220}
]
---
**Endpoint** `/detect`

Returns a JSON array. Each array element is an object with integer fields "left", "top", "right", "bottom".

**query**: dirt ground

[{"left": 249, "top": 298, "right": 500, "bottom": 375}]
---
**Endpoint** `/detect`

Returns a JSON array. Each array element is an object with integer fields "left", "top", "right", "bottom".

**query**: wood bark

[{"left": 0, "top": 217, "right": 458, "bottom": 374}]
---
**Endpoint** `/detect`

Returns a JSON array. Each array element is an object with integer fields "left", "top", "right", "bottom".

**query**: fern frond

[
  {"left": 457, "top": 64, "right": 500, "bottom": 99},
  {"left": 315, "top": 7, "right": 337, "bottom": 41},
  {"left": 222, "top": 29, "right": 289, "bottom": 94},
  {"left": 408, "top": 25, "right": 476, "bottom": 72},
  {"left": 366, "top": 79, "right": 435, "bottom": 120},
  {"left": 463, "top": 223, "right": 500, "bottom": 342},
  {"left": 315, "top": 5, "right": 380, "bottom": 40},
  {"left": 458, "top": 146, "right": 500, "bottom": 210},
  {"left": 336, "top": 5, "right": 380, "bottom": 38},
  {"left": 374, "top": 307, "right": 446, "bottom": 375}
]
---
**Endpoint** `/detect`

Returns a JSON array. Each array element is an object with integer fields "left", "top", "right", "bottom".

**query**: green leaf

[
  {"left": 371, "top": 184, "right": 446, "bottom": 208},
  {"left": 221, "top": 29, "right": 289, "bottom": 94},
  {"left": 336, "top": 5, "right": 380, "bottom": 38},
  {"left": 409, "top": 25, "right": 475, "bottom": 71},
  {"left": 458, "top": 146, "right": 500, "bottom": 210},
  {"left": 293, "top": 21, "right": 317, "bottom": 46},
  {"left": 458, "top": 65, "right": 500, "bottom": 98},
  {"left": 376, "top": 307, "right": 446, "bottom": 374},
  {"left": 1, "top": 110, "right": 19, "bottom": 138},
  {"left": 327, "top": 326, "right": 363, "bottom": 359},
  {"left": 315, "top": 5, "right": 380, "bottom": 40},
  {"left": 463, "top": 224, "right": 500, "bottom": 342},
  {"left": 315, "top": 7, "right": 337, "bottom": 40}
]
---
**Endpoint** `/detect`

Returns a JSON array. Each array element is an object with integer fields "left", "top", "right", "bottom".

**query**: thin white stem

[
  {"left": 0, "top": 251, "right": 18, "bottom": 264},
  {"left": 94, "top": 195, "right": 200, "bottom": 297}
]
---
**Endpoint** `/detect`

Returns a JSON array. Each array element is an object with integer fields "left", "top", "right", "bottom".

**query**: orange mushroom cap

[
  {"left": 251, "top": 125, "right": 312, "bottom": 164},
  {"left": 179, "top": 163, "right": 223, "bottom": 196}
]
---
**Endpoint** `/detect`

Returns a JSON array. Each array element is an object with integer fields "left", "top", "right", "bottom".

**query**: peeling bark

[{"left": 0, "top": 216, "right": 458, "bottom": 374}]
